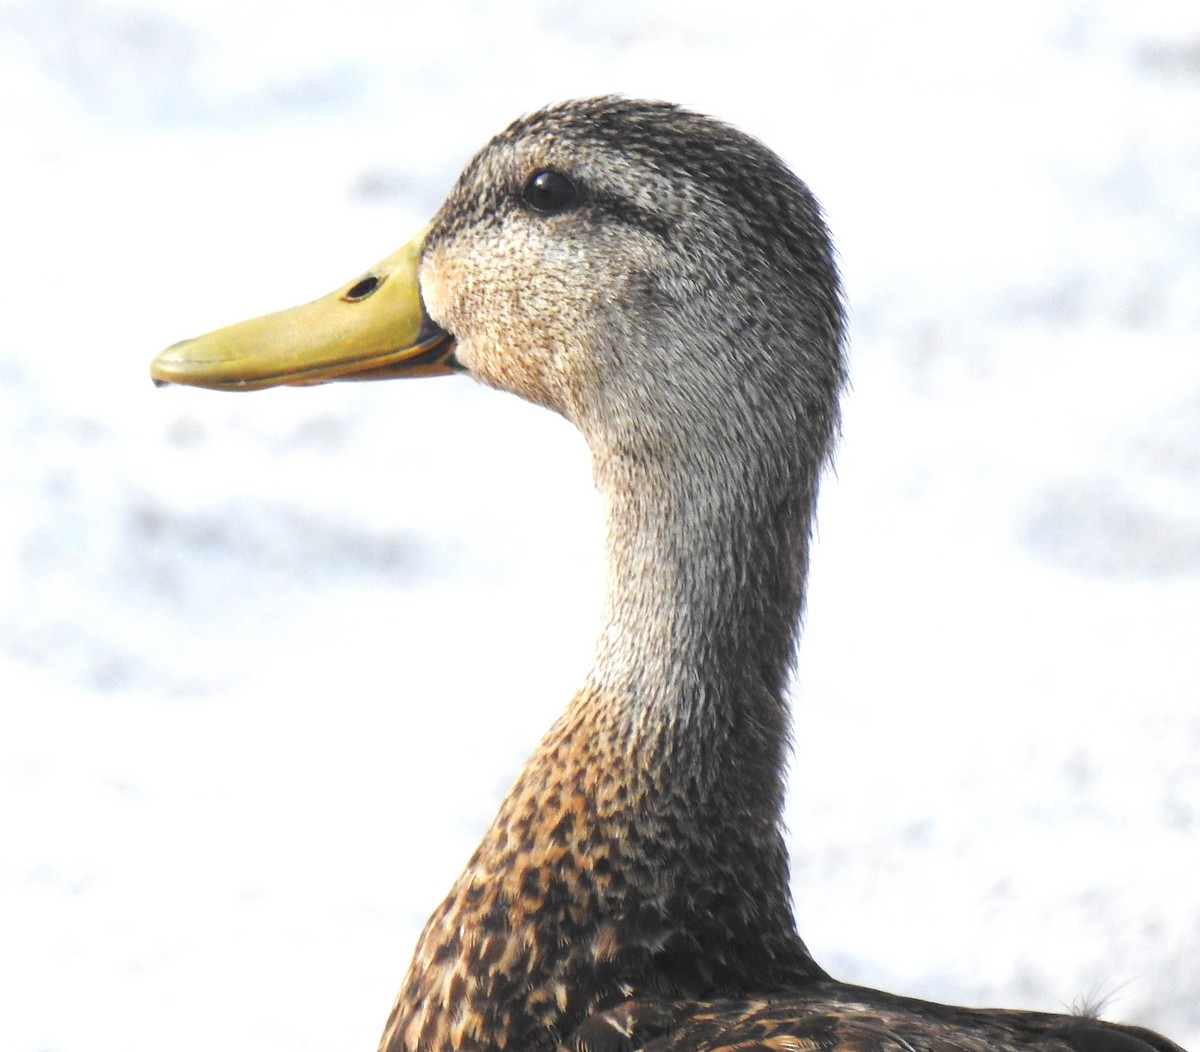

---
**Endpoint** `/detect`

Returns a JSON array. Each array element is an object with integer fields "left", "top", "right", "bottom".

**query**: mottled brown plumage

[
  {"left": 569, "top": 994, "right": 1186, "bottom": 1052},
  {"left": 382, "top": 679, "right": 824, "bottom": 1052}
]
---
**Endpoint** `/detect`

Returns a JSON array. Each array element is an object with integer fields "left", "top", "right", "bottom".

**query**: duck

[{"left": 150, "top": 97, "right": 1187, "bottom": 1052}]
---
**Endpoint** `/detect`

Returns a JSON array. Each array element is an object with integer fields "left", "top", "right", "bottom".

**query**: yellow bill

[{"left": 150, "top": 227, "right": 458, "bottom": 391}]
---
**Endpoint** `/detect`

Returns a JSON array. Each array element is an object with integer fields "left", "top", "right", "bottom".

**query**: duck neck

[
  {"left": 380, "top": 436, "right": 827, "bottom": 1052},
  {"left": 588, "top": 444, "right": 815, "bottom": 783}
]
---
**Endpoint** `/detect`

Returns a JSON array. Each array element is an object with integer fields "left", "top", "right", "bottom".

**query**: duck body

[{"left": 150, "top": 98, "right": 1188, "bottom": 1052}]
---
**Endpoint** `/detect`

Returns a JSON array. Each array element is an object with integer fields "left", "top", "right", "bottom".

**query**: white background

[{"left": 2, "top": 2, "right": 1198, "bottom": 1050}]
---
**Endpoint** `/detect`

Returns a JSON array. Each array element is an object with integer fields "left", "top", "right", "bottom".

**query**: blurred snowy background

[{"left": 2, "top": 1, "right": 1198, "bottom": 1050}]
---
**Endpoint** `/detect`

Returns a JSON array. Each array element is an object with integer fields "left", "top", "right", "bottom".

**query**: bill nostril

[{"left": 343, "top": 275, "right": 382, "bottom": 301}]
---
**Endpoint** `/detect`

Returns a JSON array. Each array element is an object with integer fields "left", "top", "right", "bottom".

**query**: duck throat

[
  {"left": 588, "top": 444, "right": 817, "bottom": 769},
  {"left": 379, "top": 440, "right": 827, "bottom": 1052}
]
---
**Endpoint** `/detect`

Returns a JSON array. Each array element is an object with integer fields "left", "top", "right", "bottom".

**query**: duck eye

[{"left": 522, "top": 169, "right": 577, "bottom": 213}]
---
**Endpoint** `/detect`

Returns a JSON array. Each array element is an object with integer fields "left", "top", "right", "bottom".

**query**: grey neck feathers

[{"left": 585, "top": 421, "right": 818, "bottom": 808}]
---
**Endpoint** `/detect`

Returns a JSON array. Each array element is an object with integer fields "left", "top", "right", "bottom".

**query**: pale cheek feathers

[{"left": 420, "top": 239, "right": 593, "bottom": 418}]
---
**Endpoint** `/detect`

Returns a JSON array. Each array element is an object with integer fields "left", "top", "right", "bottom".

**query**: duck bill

[{"left": 150, "top": 227, "right": 459, "bottom": 392}]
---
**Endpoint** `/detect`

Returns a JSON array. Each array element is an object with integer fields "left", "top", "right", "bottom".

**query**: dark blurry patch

[
  {"left": 536, "top": 0, "right": 645, "bottom": 50},
  {"left": 165, "top": 416, "right": 207, "bottom": 450},
  {"left": 349, "top": 167, "right": 420, "bottom": 206},
  {"left": 129, "top": 498, "right": 447, "bottom": 583},
  {"left": 1136, "top": 39, "right": 1200, "bottom": 81},
  {"left": 4, "top": 486, "right": 463, "bottom": 695},
  {"left": 4, "top": 0, "right": 363, "bottom": 128},
  {"left": 1021, "top": 390, "right": 1200, "bottom": 578},
  {"left": 347, "top": 164, "right": 460, "bottom": 216},
  {"left": 271, "top": 414, "right": 353, "bottom": 451},
  {"left": 5, "top": 0, "right": 204, "bottom": 125},
  {"left": 1021, "top": 478, "right": 1200, "bottom": 578}
]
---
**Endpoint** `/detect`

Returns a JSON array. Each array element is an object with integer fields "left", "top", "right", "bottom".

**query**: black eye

[{"left": 522, "top": 168, "right": 577, "bottom": 213}]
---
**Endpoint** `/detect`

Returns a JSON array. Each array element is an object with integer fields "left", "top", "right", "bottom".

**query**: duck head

[{"left": 152, "top": 97, "right": 845, "bottom": 471}]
